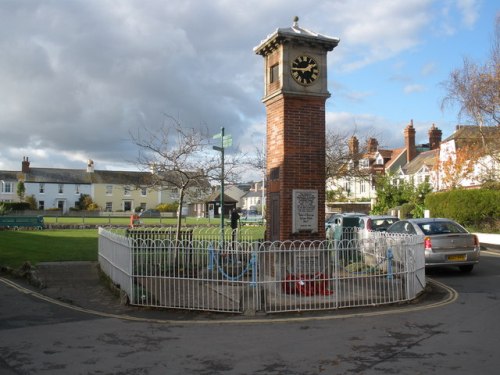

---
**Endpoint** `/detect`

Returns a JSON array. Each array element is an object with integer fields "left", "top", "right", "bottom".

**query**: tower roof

[{"left": 254, "top": 17, "right": 339, "bottom": 55}]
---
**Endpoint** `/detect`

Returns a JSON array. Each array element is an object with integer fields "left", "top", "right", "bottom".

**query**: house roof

[
  {"left": 206, "top": 191, "right": 238, "bottom": 203},
  {"left": 385, "top": 147, "right": 406, "bottom": 170},
  {"left": 90, "top": 170, "right": 152, "bottom": 185},
  {"left": 22, "top": 168, "right": 153, "bottom": 186},
  {"left": 442, "top": 125, "right": 500, "bottom": 149},
  {"left": 403, "top": 149, "right": 438, "bottom": 175},
  {"left": 23, "top": 168, "right": 92, "bottom": 184},
  {"left": 0, "top": 171, "right": 19, "bottom": 181}
]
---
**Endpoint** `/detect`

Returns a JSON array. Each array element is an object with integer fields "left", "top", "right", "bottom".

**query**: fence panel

[
  {"left": 98, "top": 227, "right": 133, "bottom": 299},
  {"left": 98, "top": 227, "right": 425, "bottom": 315}
]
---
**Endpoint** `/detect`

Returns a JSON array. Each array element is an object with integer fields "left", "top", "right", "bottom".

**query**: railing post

[
  {"left": 386, "top": 247, "right": 393, "bottom": 280},
  {"left": 207, "top": 243, "right": 214, "bottom": 271}
]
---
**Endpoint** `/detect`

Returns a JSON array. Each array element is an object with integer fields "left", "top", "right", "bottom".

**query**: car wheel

[{"left": 459, "top": 264, "right": 474, "bottom": 273}]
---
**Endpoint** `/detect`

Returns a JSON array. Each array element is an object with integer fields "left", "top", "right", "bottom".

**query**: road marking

[
  {"left": 0, "top": 277, "right": 457, "bottom": 325},
  {"left": 482, "top": 250, "right": 500, "bottom": 257}
]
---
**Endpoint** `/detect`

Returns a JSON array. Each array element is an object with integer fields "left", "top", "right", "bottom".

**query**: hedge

[
  {"left": 425, "top": 188, "right": 500, "bottom": 227},
  {"left": 0, "top": 202, "right": 31, "bottom": 212}
]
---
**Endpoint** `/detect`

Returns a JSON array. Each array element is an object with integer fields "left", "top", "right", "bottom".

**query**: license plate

[{"left": 448, "top": 255, "right": 466, "bottom": 261}]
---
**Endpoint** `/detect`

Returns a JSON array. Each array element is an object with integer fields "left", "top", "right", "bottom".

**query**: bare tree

[
  {"left": 131, "top": 115, "right": 222, "bottom": 240},
  {"left": 441, "top": 15, "right": 500, "bottom": 128},
  {"left": 325, "top": 128, "right": 377, "bottom": 181}
]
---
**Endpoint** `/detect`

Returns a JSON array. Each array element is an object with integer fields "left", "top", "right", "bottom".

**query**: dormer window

[
  {"left": 375, "top": 155, "right": 384, "bottom": 165},
  {"left": 360, "top": 158, "right": 370, "bottom": 168}
]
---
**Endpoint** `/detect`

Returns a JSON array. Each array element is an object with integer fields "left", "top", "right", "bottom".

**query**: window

[
  {"left": 375, "top": 155, "right": 384, "bottom": 165},
  {"left": 106, "top": 185, "right": 113, "bottom": 195},
  {"left": 39, "top": 200, "right": 44, "bottom": 210},
  {"left": 58, "top": 184, "right": 64, "bottom": 194},
  {"left": 75, "top": 185, "right": 80, "bottom": 194},
  {"left": 360, "top": 159, "right": 370, "bottom": 168},
  {"left": 2, "top": 182, "right": 13, "bottom": 193},
  {"left": 270, "top": 64, "right": 279, "bottom": 83},
  {"left": 124, "top": 186, "right": 131, "bottom": 196},
  {"left": 105, "top": 202, "right": 112, "bottom": 212},
  {"left": 360, "top": 181, "right": 366, "bottom": 193},
  {"left": 123, "top": 201, "right": 132, "bottom": 211},
  {"left": 74, "top": 201, "right": 79, "bottom": 208},
  {"left": 270, "top": 167, "right": 280, "bottom": 180},
  {"left": 141, "top": 187, "right": 147, "bottom": 196},
  {"left": 39, "top": 183, "right": 45, "bottom": 194}
]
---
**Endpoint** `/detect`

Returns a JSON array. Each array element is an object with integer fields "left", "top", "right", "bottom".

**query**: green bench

[{"left": 0, "top": 216, "right": 45, "bottom": 230}]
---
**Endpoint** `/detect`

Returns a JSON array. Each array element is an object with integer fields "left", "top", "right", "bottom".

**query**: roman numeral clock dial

[{"left": 291, "top": 55, "right": 319, "bottom": 85}]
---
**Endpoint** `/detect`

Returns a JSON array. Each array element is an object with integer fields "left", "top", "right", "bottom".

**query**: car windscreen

[
  {"left": 371, "top": 218, "right": 398, "bottom": 230},
  {"left": 417, "top": 221, "right": 467, "bottom": 235}
]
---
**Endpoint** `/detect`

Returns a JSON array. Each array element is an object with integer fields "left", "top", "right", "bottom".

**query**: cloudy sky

[{"left": 0, "top": 0, "right": 498, "bottom": 179}]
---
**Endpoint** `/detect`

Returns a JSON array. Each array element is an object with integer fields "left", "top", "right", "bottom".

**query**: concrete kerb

[{"left": 0, "top": 261, "right": 457, "bottom": 325}]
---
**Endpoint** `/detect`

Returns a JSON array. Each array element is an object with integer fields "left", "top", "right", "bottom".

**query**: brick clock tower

[{"left": 254, "top": 17, "right": 339, "bottom": 241}]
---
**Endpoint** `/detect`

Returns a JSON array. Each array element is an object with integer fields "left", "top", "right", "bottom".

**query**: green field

[
  {"left": 43, "top": 216, "right": 216, "bottom": 226},
  {"left": 0, "top": 229, "right": 99, "bottom": 269},
  {"left": 0, "top": 224, "right": 266, "bottom": 270}
]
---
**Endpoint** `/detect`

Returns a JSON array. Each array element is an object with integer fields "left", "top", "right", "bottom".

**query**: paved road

[{"left": 1, "top": 251, "right": 499, "bottom": 374}]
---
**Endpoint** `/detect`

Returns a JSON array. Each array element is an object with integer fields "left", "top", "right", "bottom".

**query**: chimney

[
  {"left": 348, "top": 136, "right": 359, "bottom": 155},
  {"left": 428, "top": 124, "right": 442, "bottom": 150},
  {"left": 366, "top": 137, "right": 378, "bottom": 153},
  {"left": 86, "top": 159, "right": 94, "bottom": 173},
  {"left": 404, "top": 120, "right": 417, "bottom": 163},
  {"left": 21, "top": 156, "right": 30, "bottom": 173}
]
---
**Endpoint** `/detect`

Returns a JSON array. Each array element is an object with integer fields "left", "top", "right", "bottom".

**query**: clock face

[{"left": 291, "top": 55, "right": 319, "bottom": 85}]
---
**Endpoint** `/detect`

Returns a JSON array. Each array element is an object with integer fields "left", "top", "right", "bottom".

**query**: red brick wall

[{"left": 265, "top": 94, "right": 326, "bottom": 241}]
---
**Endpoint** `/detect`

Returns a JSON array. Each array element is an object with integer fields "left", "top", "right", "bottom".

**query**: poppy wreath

[{"left": 282, "top": 273, "right": 333, "bottom": 296}]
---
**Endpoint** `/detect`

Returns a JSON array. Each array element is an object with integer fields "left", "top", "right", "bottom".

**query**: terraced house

[{"left": 7, "top": 157, "right": 178, "bottom": 213}]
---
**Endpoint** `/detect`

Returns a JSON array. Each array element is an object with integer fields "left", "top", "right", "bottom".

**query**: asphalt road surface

[{"left": 1, "top": 250, "right": 499, "bottom": 374}]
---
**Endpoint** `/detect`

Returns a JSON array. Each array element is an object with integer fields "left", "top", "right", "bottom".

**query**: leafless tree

[
  {"left": 441, "top": 16, "right": 500, "bottom": 183},
  {"left": 325, "top": 128, "right": 377, "bottom": 181},
  {"left": 131, "top": 114, "right": 239, "bottom": 239},
  {"left": 441, "top": 15, "right": 500, "bottom": 128}
]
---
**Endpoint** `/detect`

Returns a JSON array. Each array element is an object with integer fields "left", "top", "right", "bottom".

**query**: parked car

[
  {"left": 358, "top": 215, "right": 400, "bottom": 233},
  {"left": 325, "top": 212, "right": 365, "bottom": 230},
  {"left": 326, "top": 213, "right": 398, "bottom": 239},
  {"left": 139, "top": 209, "right": 161, "bottom": 218},
  {"left": 386, "top": 218, "right": 480, "bottom": 273}
]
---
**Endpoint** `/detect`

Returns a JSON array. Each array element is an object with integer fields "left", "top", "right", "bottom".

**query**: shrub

[
  {"left": 156, "top": 203, "right": 179, "bottom": 212},
  {"left": 2, "top": 202, "right": 31, "bottom": 211},
  {"left": 425, "top": 188, "right": 500, "bottom": 229}
]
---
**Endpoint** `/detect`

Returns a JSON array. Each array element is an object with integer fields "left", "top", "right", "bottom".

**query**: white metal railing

[{"left": 98, "top": 227, "right": 425, "bottom": 314}]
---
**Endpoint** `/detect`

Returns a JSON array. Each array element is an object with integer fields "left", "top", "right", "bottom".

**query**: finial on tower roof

[{"left": 293, "top": 16, "right": 299, "bottom": 27}]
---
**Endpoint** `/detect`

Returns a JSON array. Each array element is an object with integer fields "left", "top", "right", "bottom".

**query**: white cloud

[
  {"left": 457, "top": 0, "right": 480, "bottom": 27},
  {"left": 421, "top": 62, "right": 437, "bottom": 76},
  {"left": 404, "top": 84, "right": 425, "bottom": 94}
]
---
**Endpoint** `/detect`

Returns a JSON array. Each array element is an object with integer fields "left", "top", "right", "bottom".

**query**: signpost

[{"left": 213, "top": 127, "right": 232, "bottom": 245}]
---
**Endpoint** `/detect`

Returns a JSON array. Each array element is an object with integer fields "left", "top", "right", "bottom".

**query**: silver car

[{"left": 387, "top": 218, "right": 480, "bottom": 272}]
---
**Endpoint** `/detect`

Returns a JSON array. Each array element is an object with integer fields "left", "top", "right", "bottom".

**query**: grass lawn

[
  {"left": 43, "top": 216, "right": 219, "bottom": 226},
  {"left": 0, "top": 224, "right": 266, "bottom": 270},
  {"left": 0, "top": 229, "right": 98, "bottom": 269}
]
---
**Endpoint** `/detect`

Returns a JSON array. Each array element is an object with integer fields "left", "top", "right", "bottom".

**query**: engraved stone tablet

[{"left": 292, "top": 189, "right": 318, "bottom": 233}]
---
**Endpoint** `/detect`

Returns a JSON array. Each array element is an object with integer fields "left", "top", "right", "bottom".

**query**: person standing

[{"left": 230, "top": 208, "right": 240, "bottom": 242}]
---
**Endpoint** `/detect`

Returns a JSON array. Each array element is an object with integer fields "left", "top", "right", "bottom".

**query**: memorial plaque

[{"left": 292, "top": 189, "right": 318, "bottom": 233}]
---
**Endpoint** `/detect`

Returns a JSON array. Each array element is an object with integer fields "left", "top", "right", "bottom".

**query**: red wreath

[{"left": 282, "top": 273, "right": 333, "bottom": 296}]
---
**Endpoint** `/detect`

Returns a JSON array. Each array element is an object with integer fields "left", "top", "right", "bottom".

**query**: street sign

[{"left": 223, "top": 135, "right": 232, "bottom": 147}]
